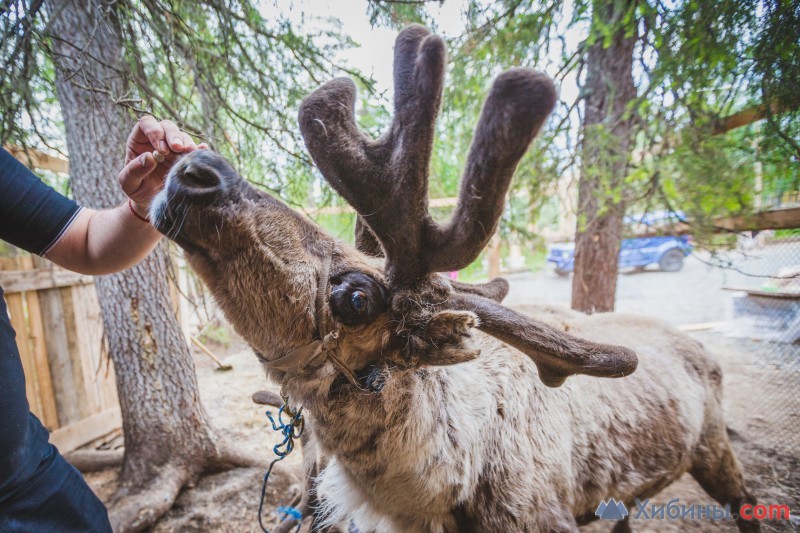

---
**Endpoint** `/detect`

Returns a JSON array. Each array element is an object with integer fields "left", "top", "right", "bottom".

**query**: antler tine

[
  {"left": 424, "top": 70, "right": 558, "bottom": 273},
  {"left": 301, "top": 27, "right": 554, "bottom": 286},
  {"left": 298, "top": 77, "right": 384, "bottom": 218},
  {"left": 300, "top": 25, "right": 447, "bottom": 285},
  {"left": 449, "top": 292, "right": 638, "bottom": 387},
  {"left": 354, "top": 216, "right": 383, "bottom": 258},
  {"left": 363, "top": 25, "right": 446, "bottom": 284},
  {"left": 389, "top": 24, "right": 446, "bottom": 169}
]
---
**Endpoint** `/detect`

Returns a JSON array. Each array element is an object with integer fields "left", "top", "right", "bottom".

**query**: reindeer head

[{"left": 152, "top": 25, "right": 637, "bottom": 391}]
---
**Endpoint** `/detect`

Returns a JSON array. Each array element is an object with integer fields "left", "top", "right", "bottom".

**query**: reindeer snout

[{"left": 167, "top": 150, "right": 238, "bottom": 201}]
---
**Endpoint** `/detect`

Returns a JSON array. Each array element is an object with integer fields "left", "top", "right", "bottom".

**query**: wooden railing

[{"left": 0, "top": 257, "right": 120, "bottom": 452}]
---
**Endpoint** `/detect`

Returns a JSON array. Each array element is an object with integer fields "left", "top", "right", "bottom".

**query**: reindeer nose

[{"left": 168, "top": 150, "right": 236, "bottom": 200}]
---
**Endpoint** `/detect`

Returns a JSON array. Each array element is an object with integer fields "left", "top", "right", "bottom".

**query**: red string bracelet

[{"left": 128, "top": 198, "right": 150, "bottom": 223}]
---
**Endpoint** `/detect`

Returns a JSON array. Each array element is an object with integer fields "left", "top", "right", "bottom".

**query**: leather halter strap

[{"left": 262, "top": 248, "right": 361, "bottom": 388}]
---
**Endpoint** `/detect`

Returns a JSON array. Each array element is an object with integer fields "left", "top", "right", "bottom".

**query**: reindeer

[{"left": 151, "top": 25, "right": 759, "bottom": 533}]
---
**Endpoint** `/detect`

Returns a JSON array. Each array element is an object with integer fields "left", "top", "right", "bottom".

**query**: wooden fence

[{"left": 0, "top": 256, "right": 121, "bottom": 453}]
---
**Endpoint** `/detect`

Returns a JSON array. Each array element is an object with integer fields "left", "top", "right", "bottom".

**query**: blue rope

[
  {"left": 258, "top": 401, "right": 305, "bottom": 533},
  {"left": 276, "top": 506, "right": 303, "bottom": 521}
]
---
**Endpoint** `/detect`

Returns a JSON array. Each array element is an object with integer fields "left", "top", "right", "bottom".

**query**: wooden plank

[
  {"left": 59, "top": 286, "right": 93, "bottom": 419},
  {"left": 723, "top": 287, "right": 800, "bottom": 299},
  {"left": 633, "top": 207, "right": 800, "bottom": 237},
  {"left": 70, "top": 284, "right": 102, "bottom": 415},
  {"left": 677, "top": 321, "right": 726, "bottom": 332},
  {"left": 712, "top": 102, "right": 793, "bottom": 135},
  {"left": 5, "top": 144, "right": 70, "bottom": 174},
  {"left": 38, "top": 285, "right": 83, "bottom": 427},
  {"left": 4, "top": 293, "right": 43, "bottom": 420},
  {"left": 0, "top": 257, "right": 20, "bottom": 270},
  {"left": 712, "top": 207, "right": 800, "bottom": 233},
  {"left": 80, "top": 284, "right": 118, "bottom": 411},
  {"left": 76, "top": 283, "right": 112, "bottom": 412},
  {"left": 25, "top": 290, "right": 59, "bottom": 429},
  {"left": 0, "top": 268, "right": 92, "bottom": 293},
  {"left": 49, "top": 408, "right": 122, "bottom": 454}
]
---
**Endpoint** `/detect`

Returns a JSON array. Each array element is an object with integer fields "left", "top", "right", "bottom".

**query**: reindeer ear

[
  {"left": 451, "top": 277, "right": 509, "bottom": 302},
  {"left": 415, "top": 310, "right": 481, "bottom": 366}
]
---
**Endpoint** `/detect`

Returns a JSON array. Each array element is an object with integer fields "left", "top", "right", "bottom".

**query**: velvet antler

[
  {"left": 299, "top": 25, "right": 557, "bottom": 287},
  {"left": 448, "top": 293, "right": 638, "bottom": 387},
  {"left": 299, "top": 25, "right": 638, "bottom": 386}
]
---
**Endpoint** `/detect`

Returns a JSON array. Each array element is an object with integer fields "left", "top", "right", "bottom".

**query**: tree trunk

[
  {"left": 45, "top": 2, "right": 258, "bottom": 530},
  {"left": 571, "top": 0, "right": 638, "bottom": 314}
]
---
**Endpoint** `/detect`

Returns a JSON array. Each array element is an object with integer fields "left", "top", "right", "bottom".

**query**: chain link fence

[
  {"left": 699, "top": 231, "right": 800, "bottom": 344},
  {"left": 524, "top": 227, "right": 800, "bottom": 527},
  {"left": 689, "top": 233, "right": 800, "bottom": 488}
]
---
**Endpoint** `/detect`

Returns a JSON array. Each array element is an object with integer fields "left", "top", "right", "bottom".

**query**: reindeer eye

[
  {"left": 329, "top": 272, "right": 388, "bottom": 326},
  {"left": 350, "top": 290, "right": 367, "bottom": 312}
]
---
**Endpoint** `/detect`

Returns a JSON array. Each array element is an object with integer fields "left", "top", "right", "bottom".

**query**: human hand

[{"left": 118, "top": 116, "right": 208, "bottom": 217}]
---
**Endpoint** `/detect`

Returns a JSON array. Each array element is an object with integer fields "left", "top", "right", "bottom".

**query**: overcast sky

[
  {"left": 276, "top": 0, "right": 583, "bottom": 109},
  {"left": 280, "top": 0, "right": 477, "bottom": 96}
]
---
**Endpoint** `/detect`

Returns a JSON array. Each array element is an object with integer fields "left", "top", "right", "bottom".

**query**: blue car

[{"left": 547, "top": 236, "right": 693, "bottom": 276}]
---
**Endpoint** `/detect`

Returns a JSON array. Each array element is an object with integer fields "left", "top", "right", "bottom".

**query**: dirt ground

[
  {"left": 82, "top": 325, "right": 800, "bottom": 533},
  {"left": 583, "top": 331, "right": 800, "bottom": 533}
]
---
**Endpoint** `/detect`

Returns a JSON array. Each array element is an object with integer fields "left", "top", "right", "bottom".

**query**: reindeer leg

[
  {"left": 611, "top": 515, "right": 632, "bottom": 533},
  {"left": 689, "top": 376, "right": 760, "bottom": 533},
  {"left": 690, "top": 434, "right": 760, "bottom": 533}
]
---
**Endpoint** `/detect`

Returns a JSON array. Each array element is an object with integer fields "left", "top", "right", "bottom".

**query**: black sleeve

[{"left": 0, "top": 147, "right": 82, "bottom": 256}]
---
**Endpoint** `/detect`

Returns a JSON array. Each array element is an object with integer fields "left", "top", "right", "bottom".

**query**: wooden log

[
  {"left": 677, "top": 321, "right": 726, "bottom": 332},
  {"left": 712, "top": 102, "right": 791, "bottom": 136},
  {"left": 633, "top": 207, "right": 800, "bottom": 237},
  {"left": 50, "top": 408, "right": 122, "bottom": 454},
  {"left": 723, "top": 287, "right": 800, "bottom": 299},
  {"left": 5, "top": 144, "right": 70, "bottom": 174},
  {"left": 712, "top": 207, "right": 800, "bottom": 233},
  {"left": 65, "top": 449, "right": 124, "bottom": 472}
]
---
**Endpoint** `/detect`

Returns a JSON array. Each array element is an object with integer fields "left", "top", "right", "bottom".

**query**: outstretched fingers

[
  {"left": 126, "top": 116, "right": 198, "bottom": 162},
  {"left": 121, "top": 116, "right": 203, "bottom": 209}
]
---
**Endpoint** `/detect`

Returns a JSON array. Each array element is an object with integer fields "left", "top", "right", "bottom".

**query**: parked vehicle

[{"left": 547, "top": 236, "right": 693, "bottom": 276}]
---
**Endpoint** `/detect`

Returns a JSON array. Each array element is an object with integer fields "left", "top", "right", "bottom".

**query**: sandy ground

[
  {"left": 84, "top": 256, "right": 800, "bottom": 532},
  {"left": 84, "top": 330, "right": 800, "bottom": 532}
]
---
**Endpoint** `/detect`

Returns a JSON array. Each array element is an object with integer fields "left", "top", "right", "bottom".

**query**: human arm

[{"left": 45, "top": 117, "right": 205, "bottom": 275}]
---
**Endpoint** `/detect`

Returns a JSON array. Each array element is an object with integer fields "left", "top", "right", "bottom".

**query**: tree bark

[
  {"left": 45, "top": 2, "right": 258, "bottom": 530},
  {"left": 571, "top": 0, "right": 638, "bottom": 314}
]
